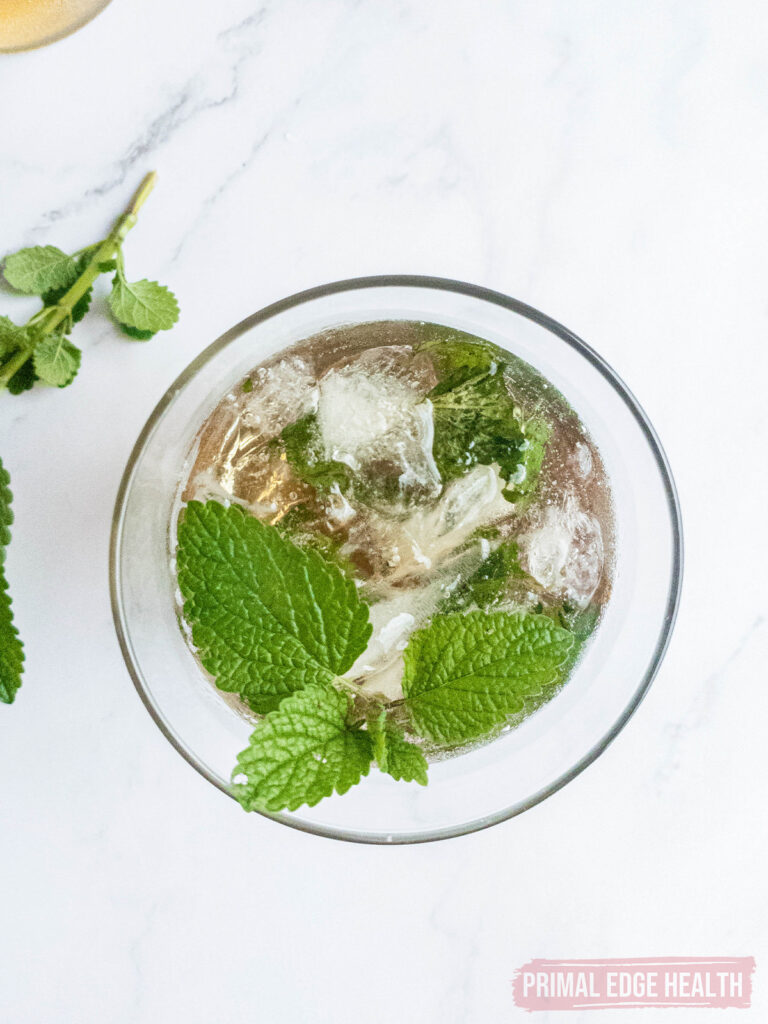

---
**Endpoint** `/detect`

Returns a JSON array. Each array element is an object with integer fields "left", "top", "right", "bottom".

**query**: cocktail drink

[
  {"left": 0, "top": 0, "right": 111, "bottom": 52},
  {"left": 173, "top": 320, "right": 615, "bottom": 812}
]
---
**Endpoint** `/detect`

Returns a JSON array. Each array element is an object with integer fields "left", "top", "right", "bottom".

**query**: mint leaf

[
  {"left": 0, "top": 458, "right": 24, "bottom": 704},
  {"left": 4, "top": 245, "right": 78, "bottom": 295},
  {"left": 176, "top": 500, "right": 372, "bottom": 709},
  {"left": 369, "top": 710, "right": 428, "bottom": 785},
  {"left": 0, "top": 316, "right": 28, "bottom": 356},
  {"left": 444, "top": 538, "right": 529, "bottom": 612},
  {"left": 402, "top": 611, "right": 575, "bottom": 745},
  {"left": 419, "top": 332, "right": 549, "bottom": 502},
  {"left": 7, "top": 359, "right": 37, "bottom": 395},
  {"left": 41, "top": 253, "right": 92, "bottom": 324},
  {"left": 280, "top": 413, "right": 353, "bottom": 494},
  {"left": 509, "top": 417, "right": 549, "bottom": 507},
  {"left": 430, "top": 368, "right": 527, "bottom": 486},
  {"left": 33, "top": 334, "right": 81, "bottom": 388},
  {"left": 417, "top": 328, "right": 502, "bottom": 392},
  {"left": 119, "top": 323, "right": 156, "bottom": 341},
  {"left": 108, "top": 277, "right": 179, "bottom": 333},
  {"left": 232, "top": 686, "right": 373, "bottom": 811}
]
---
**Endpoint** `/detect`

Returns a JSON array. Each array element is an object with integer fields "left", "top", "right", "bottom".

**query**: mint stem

[{"left": 0, "top": 172, "right": 158, "bottom": 389}]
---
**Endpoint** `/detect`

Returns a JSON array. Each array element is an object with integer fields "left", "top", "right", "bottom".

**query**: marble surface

[{"left": 2, "top": 2, "right": 767, "bottom": 1021}]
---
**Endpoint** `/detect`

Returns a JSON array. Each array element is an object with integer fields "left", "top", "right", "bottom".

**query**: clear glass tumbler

[{"left": 110, "top": 276, "right": 683, "bottom": 844}]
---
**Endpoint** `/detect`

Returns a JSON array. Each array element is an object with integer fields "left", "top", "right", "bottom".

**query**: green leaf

[
  {"left": 176, "top": 500, "right": 372, "bottom": 709},
  {"left": 7, "top": 359, "right": 37, "bottom": 395},
  {"left": 507, "top": 417, "right": 550, "bottom": 506},
  {"left": 430, "top": 368, "right": 527, "bottom": 486},
  {"left": 280, "top": 413, "right": 353, "bottom": 494},
  {"left": 369, "top": 710, "right": 428, "bottom": 785},
  {"left": 33, "top": 334, "right": 81, "bottom": 388},
  {"left": 3, "top": 245, "right": 78, "bottom": 295},
  {"left": 41, "top": 253, "right": 93, "bottom": 324},
  {"left": 108, "top": 276, "right": 179, "bottom": 333},
  {"left": 402, "top": 611, "right": 575, "bottom": 745},
  {"left": 416, "top": 326, "right": 503, "bottom": 395},
  {"left": 0, "top": 316, "right": 28, "bottom": 357},
  {"left": 232, "top": 686, "right": 373, "bottom": 812},
  {"left": 420, "top": 333, "right": 550, "bottom": 502},
  {"left": 119, "top": 323, "right": 156, "bottom": 341},
  {"left": 444, "top": 539, "right": 529, "bottom": 612},
  {"left": 0, "top": 458, "right": 24, "bottom": 704}
]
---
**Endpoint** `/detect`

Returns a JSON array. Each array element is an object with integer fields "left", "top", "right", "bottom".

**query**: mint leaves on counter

[
  {"left": 402, "top": 611, "right": 575, "bottom": 745},
  {"left": 0, "top": 171, "right": 178, "bottom": 394},
  {"left": 0, "top": 175, "right": 179, "bottom": 707},
  {"left": 0, "top": 458, "right": 23, "bottom": 704},
  {"left": 177, "top": 500, "right": 581, "bottom": 813}
]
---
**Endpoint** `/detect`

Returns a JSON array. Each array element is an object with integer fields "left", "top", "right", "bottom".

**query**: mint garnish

[
  {"left": 176, "top": 501, "right": 372, "bottom": 712},
  {"left": 232, "top": 686, "right": 374, "bottom": 812},
  {"left": 369, "top": 710, "right": 428, "bottom": 786},
  {"left": 402, "top": 611, "right": 575, "bottom": 745},
  {"left": 0, "top": 458, "right": 23, "bottom": 704},
  {"left": 177, "top": 500, "right": 587, "bottom": 811}
]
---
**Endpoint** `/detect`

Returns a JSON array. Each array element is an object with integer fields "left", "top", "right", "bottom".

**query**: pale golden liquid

[{"left": 0, "top": 0, "right": 111, "bottom": 51}]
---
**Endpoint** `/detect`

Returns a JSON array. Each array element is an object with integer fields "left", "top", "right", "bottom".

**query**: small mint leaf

[
  {"left": 369, "top": 710, "right": 428, "bottom": 785},
  {"left": 7, "top": 359, "right": 37, "bottom": 395},
  {"left": 233, "top": 686, "right": 373, "bottom": 812},
  {"left": 3, "top": 245, "right": 78, "bottom": 295},
  {"left": 108, "top": 276, "right": 179, "bottom": 333},
  {"left": 403, "top": 611, "right": 575, "bottom": 745},
  {"left": 0, "top": 316, "right": 28, "bottom": 357},
  {"left": 33, "top": 334, "right": 81, "bottom": 388},
  {"left": 176, "top": 501, "right": 372, "bottom": 709}
]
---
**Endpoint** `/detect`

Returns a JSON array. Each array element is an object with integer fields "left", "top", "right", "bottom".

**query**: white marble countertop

[{"left": 1, "top": 2, "right": 767, "bottom": 1021}]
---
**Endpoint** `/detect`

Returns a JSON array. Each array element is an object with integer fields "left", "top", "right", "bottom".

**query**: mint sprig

[
  {"left": 0, "top": 458, "right": 23, "bottom": 704},
  {"left": 177, "top": 500, "right": 587, "bottom": 812},
  {"left": 0, "top": 172, "right": 179, "bottom": 393},
  {"left": 402, "top": 611, "right": 575, "bottom": 745}
]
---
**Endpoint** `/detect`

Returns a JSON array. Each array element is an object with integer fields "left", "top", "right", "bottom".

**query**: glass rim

[{"left": 109, "top": 274, "right": 684, "bottom": 845}]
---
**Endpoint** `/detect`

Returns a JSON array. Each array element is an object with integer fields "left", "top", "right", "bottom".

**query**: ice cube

[
  {"left": 518, "top": 492, "right": 603, "bottom": 607},
  {"left": 340, "top": 464, "right": 508, "bottom": 585},
  {"left": 241, "top": 355, "right": 318, "bottom": 437},
  {"left": 315, "top": 345, "right": 441, "bottom": 499}
]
